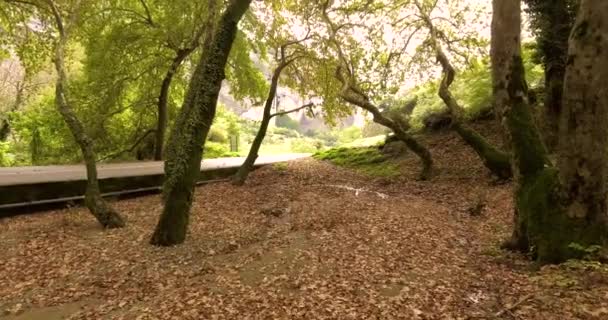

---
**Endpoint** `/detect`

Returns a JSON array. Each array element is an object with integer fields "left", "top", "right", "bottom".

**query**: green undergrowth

[{"left": 313, "top": 146, "right": 401, "bottom": 177}]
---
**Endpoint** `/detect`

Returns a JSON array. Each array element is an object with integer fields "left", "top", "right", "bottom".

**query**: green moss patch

[{"left": 313, "top": 147, "right": 401, "bottom": 177}]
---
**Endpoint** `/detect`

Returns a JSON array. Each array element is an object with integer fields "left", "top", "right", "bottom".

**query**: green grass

[
  {"left": 341, "top": 135, "right": 386, "bottom": 148},
  {"left": 313, "top": 147, "right": 401, "bottom": 177}
]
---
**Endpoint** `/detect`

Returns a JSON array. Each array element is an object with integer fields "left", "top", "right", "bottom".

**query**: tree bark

[
  {"left": 553, "top": 0, "right": 608, "bottom": 257},
  {"left": 48, "top": 1, "right": 124, "bottom": 228},
  {"left": 491, "top": 0, "right": 534, "bottom": 252},
  {"left": 150, "top": 0, "right": 252, "bottom": 246},
  {"left": 492, "top": 0, "right": 608, "bottom": 263},
  {"left": 154, "top": 48, "right": 194, "bottom": 160}
]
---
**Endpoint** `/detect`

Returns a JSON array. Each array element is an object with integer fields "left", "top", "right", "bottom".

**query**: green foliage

[
  {"left": 203, "top": 142, "right": 230, "bottom": 159},
  {"left": 313, "top": 147, "right": 400, "bottom": 177},
  {"left": 290, "top": 138, "right": 322, "bottom": 153},
  {"left": 408, "top": 46, "right": 544, "bottom": 130},
  {"left": 9, "top": 88, "right": 79, "bottom": 165},
  {"left": 0, "top": 141, "right": 14, "bottom": 166},
  {"left": 567, "top": 243, "right": 604, "bottom": 260},
  {"left": 336, "top": 127, "right": 363, "bottom": 145},
  {"left": 208, "top": 127, "right": 228, "bottom": 143},
  {"left": 225, "top": 31, "right": 269, "bottom": 102},
  {"left": 275, "top": 115, "right": 301, "bottom": 132}
]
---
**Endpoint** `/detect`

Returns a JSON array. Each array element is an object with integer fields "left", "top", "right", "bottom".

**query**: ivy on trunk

[{"left": 150, "top": 0, "right": 253, "bottom": 246}]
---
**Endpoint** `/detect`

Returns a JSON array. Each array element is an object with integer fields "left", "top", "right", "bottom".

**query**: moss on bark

[
  {"left": 452, "top": 120, "right": 512, "bottom": 180},
  {"left": 150, "top": 0, "right": 252, "bottom": 246}
]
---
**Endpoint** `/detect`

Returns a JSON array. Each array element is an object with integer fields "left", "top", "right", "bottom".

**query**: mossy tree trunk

[
  {"left": 48, "top": 1, "right": 125, "bottom": 229},
  {"left": 492, "top": 0, "right": 608, "bottom": 263},
  {"left": 418, "top": 9, "right": 512, "bottom": 180},
  {"left": 154, "top": 48, "right": 195, "bottom": 160},
  {"left": 335, "top": 71, "right": 433, "bottom": 180},
  {"left": 150, "top": 0, "right": 252, "bottom": 246}
]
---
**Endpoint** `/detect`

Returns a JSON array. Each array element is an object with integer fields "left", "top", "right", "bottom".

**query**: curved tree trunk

[
  {"left": 154, "top": 48, "right": 194, "bottom": 160},
  {"left": 451, "top": 123, "right": 512, "bottom": 179},
  {"left": 492, "top": 0, "right": 608, "bottom": 263},
  {"left": 231, "top": 66, "right": 281, "bottom": 186},
  {"left": 418, "top": 11, "right": 512, "bottom": 180},
  {"left": 334, "top": 70, "right": 433, "bottom": 180},
  {"left": 49, "top": 2, "right": 124, "bottom": 228},
  {"left": 232, "top": 111, "right": 271, "bottom": 186},
  {"left": 150, "top": 0, "right": 252, "bottom": 246},
  {"left": 357, "top": 99, "right": 433, "bottom": 180}
]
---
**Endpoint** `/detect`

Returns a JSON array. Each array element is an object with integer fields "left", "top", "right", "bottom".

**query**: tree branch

[
  {"left": 270, "top": 102, "right": 315, "bottom": 118},
  {"left": 98, "top": 129, "right": 155, "bottom": 161}
]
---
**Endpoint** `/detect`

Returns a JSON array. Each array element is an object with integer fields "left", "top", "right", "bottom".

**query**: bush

[
  {"left": 203, "top": 142, "right": 230, "bottom": 158},
  {"left": 290, "top": 138, "right": 322, "bottom": 153},
  {"left": 208, "top": 126, "right": 228, "bottom": 143},
  {"left": 336, "top": 127, "right": 363, "bottom": 145},
  {"left": 0, "top": 141, "right": 15, "bottom": 166},
  {"left": 271, "top": 126, "right": 300, "bottom": 138},
  {"left": 275, "top": 115, "right": 301, "bottom": 132}
]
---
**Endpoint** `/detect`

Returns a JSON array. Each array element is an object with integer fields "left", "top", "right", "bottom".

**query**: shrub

[
  {"left": 275, "top": 115, "right": 301, "bottom": 132},
  {"left": 208, "top": 126, "right": 228, "bottom": 143},
  {"left": 290, "top": 138, "right": 322, "bottom": 153},
  {"left": 203, "top": 142, "right": 230, "bottom": 158}
]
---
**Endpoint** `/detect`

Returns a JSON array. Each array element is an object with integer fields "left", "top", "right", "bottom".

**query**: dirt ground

[{"left": 1, "top": 126, "right": 608, "bottom": 319}]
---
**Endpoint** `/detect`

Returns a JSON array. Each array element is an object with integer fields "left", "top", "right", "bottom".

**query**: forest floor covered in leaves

[{"left": 2, "top": 122, "right": 608, "bottom": 320}]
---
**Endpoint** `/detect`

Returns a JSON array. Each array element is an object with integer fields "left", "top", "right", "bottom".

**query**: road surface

[{"left": 0, "top": 154, "right": 310, "bottom": 186}]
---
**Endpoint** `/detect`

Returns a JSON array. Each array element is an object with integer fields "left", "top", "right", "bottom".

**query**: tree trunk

[
  {"left": 49, "top": 3, "right": 124, "bottom": 228},
  {"left": 154, "top": 48, "right": 194, "bottom": 160},
  {"left": 423, "top": 20, "right": 512, "bottom": 180},
  {"left": 451, "top": 123, "right": 512, "bottom": 179},
  {"left": 364, "top": 103, "right": 433, "bottom": 180},
  {"left": 335, "top": 73, "right": 433, "bottom": 180},
  {"left": 232, "top": 63, "right": 286, "bottom": 186},
  {"left": 525, "top": 0, "right": 574, "bottom": 150},
  {"left": 492, "top": 0, "right": 608, "bottom": 263},
  {"left": 491, "top": 0, "right": 534, "bottom": 251},
  {"left": 551, "top": 0, "right": 608, "bottom": 258},
  {"left": 150, "top": 0, "right": 252, "bottom": 246}
]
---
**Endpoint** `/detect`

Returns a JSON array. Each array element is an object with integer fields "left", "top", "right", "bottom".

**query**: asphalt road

[{"left": 0, "top": 154, "right": 310, "bottom": 186}]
